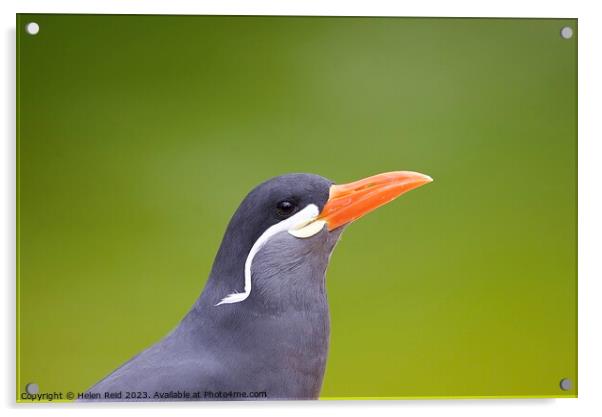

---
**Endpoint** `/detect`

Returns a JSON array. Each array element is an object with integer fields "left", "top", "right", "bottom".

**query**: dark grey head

[
  {"left": 205, "top": 173, "right": 337, "bottom": 307},
  {"left": 201, "top": 171, "right": 433, "bottom": 309}
]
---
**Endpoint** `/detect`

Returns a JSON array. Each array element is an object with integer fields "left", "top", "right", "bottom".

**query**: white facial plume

[{"left": 215, "top": 204, "right": 324, "bottom": 306}]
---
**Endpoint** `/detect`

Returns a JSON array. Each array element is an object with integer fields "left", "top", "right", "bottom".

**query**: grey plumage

[{"left": 83, "top": 174, "right": 344, "bottom": 401}]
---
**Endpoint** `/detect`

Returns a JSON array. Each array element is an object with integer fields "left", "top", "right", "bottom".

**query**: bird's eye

[{"left": 276, "top": 200, "right": 296, "bottom": 218}]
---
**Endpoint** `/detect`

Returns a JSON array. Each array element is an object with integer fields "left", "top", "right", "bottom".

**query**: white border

[{"left": 2, "top": 1, "right": 600, "bottom": 416}]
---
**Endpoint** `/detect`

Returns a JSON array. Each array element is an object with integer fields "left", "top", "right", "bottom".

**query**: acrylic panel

[{"left": 16, "top": 14, "right": 577, "bottom": 402}]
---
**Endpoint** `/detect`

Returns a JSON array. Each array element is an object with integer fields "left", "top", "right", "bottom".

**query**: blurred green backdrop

[{"left": 17, "top": 15, "right": 577, "bottom": 400}]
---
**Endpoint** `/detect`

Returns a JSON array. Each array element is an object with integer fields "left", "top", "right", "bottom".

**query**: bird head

[{"left": 213, "top": 171, "right": 433, "bottom": 306}]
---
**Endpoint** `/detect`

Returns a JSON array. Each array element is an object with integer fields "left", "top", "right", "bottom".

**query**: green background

[{"left": 17, "top": 15, "right": 577, "bottom": 400}]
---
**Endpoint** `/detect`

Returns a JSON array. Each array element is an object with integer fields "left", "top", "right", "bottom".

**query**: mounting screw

[
  {"left": 25, "top": 383, "right": 39, "bottom": 395},
  {"left": 560, "top": 26, "right": 573, "bottom": 40},
  {"left": 559, "top": 378, "right": 572, "bottom": 391},
  {"left": 25, "top": 22, "right": 40, "bottom": 35}
]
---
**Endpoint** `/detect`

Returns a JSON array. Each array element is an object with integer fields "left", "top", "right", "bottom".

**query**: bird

[{"left": 82, "top": 171, "right": 432, "bottom": 401}]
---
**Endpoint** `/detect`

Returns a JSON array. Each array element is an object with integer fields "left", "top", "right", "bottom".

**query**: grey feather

[{"left": 84, "top": 227, "right": 343, "bottom": 401}]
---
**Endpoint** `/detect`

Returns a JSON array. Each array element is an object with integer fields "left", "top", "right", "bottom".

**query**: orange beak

[{"left": 319, "top": 171, "right": 433, "bottom": 231}]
